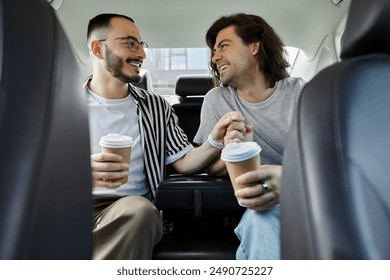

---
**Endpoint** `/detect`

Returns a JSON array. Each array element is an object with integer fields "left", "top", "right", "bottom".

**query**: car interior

[{"left": 1, "top": 0, "right": 389, "bottom": 260}]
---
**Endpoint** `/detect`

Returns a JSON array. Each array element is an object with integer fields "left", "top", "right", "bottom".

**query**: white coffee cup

[{"left": 221, "top": 142, "right": 262, "bottom": 191}]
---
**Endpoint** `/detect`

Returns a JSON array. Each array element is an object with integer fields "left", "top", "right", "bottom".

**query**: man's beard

[
  {"left": 221, "top": 68, "right": 251, "bottom": 89},
  {"left": 104, "top": 47, "right": 142, "bottom": 84}
]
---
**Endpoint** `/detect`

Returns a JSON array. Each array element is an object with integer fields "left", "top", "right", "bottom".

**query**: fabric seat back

[
  {"left": 281, "top": 0, "right": 390, "bottom": 259},
  {"left": 0, "top": 0, "right": 92, "bottom": 259}
]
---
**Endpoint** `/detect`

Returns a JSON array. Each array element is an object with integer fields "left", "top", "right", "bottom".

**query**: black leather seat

[
  {"left": 166, "top": 74, "right": 214, "bottom": 175},
  {"left": 172, "top": 74, "right": 213, "bottom": 144},
  {"left": 153, "top": 73, "right": 243, "bottom": 259},
  {"left": 281, "top": 0, "right": 390, "bottom": 259},
  {"left": 0, "top": 0, "right": 92, "bottom": 259},
  {"left": 153, "top": 175, "right": 243, "bottom": 260}
]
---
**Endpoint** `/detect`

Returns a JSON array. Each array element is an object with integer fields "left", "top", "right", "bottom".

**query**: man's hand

[
  {"left": 225, "top": 121, "right": 253, "bottom": 144},
  {"left": 234, "top": 165, "right": 282, "bottom": 211},
  {"left": 205, "top": 111, "right": 252, "bottom": 176},
  {"left": 90, "top": 152, "right": 129, "bottom": 189},
  {"left": 210, "top": 111, "right": 246, "bottom": 145}
]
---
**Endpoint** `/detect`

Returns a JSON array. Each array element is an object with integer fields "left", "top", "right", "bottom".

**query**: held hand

[
  {"left": 234, "top": 165, "right": 282, "bottom": 211},
  {"left": 224, "top": 121, "right": 253, "bottom": 144},
  {"left": 91, "top": 152, "right": 130, "bottom": 189},
  {"left": 243, "top": 122, "right": 254, "bottom": 142},
  {"left": 210, "top": 111, "right": 245, "bottom": 144}
]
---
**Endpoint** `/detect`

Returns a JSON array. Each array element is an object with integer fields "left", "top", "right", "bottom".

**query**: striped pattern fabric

[{"left": 128, "top": 84, "right": 191, "bottom": 200}]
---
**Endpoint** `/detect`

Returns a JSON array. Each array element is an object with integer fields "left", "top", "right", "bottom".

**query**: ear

[
  {"left": 251, "top": 42, "right": 260, "bottom": 55},
  {"left": 89, "top": 40, "right": 104, "bottom": 59}
]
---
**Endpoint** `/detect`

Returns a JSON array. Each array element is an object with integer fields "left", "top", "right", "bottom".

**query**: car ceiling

[{"left": 52, "top": 0, "right": 351, "bottom": 66}]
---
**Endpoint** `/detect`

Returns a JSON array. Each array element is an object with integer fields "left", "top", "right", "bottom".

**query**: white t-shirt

[{"left": 87, "top": 89, "right": 148, "bottom": 197}]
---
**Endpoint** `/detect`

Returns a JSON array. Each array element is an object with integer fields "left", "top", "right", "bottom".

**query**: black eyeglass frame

[{"left": 98, "top": 36, "right": 148, "bottom": 52}]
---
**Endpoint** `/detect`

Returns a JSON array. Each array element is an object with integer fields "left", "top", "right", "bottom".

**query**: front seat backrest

[
  {"left": 0, "top": 0, "right": 92, "bottom": 259},
  {"left": 281, "top": 0, "right": 390, "bottom": 259}
]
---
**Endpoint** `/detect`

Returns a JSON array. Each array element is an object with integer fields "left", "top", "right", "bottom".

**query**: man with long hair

[{"left": 194, "top": 13, "right": 306, "bottom": 259}]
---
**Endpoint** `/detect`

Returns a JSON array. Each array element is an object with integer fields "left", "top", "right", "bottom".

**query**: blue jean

[{"left": 235, "top": 205, "right": 281, "bottom": 260}]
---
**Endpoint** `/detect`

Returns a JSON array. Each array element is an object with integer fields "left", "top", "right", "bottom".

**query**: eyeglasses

[{"left": 98, "top": 36, "right": 148, "bottom": 52}]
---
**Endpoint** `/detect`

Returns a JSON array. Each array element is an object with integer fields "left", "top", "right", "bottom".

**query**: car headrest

[
  {"left": 341, "top": 0, "right": 390, "bottom": 59},
  {"left": 175, "top": 74, "right": 213, "bottom": 97}
]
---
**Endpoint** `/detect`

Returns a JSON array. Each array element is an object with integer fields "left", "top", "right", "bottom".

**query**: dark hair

[
  {"left": 206, "top": 13, "right": 290, "bottom": 87},
  {"left": 87, "top": 13, "right": 134, "bottom": 41}
]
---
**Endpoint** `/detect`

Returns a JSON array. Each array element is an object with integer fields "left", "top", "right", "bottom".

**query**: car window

[{"left": 144, "top": 46, "right": 300, "bottom": 96}]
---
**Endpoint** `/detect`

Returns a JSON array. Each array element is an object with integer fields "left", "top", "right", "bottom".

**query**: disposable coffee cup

[
  {"left": 99, "top": 133, "right": 133, "bottom": 184},
  {"left": 221, "top": 142, "right": 262, "bottom": 191}
]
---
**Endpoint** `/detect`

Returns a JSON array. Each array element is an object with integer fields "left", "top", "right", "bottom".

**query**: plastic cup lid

[
  {"left": 99, "top": 133, "right": 133, "bottom": 148},
  {"left": 220, "top": 142, "right": 261, "bottom": 162}
]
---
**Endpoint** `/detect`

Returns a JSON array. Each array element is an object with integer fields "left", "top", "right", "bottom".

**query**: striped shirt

[{"left": 84, "top": 79, "right": 193, "bottom": 200}]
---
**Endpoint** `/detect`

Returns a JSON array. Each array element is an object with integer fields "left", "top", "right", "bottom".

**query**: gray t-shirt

[{"left": 193, "top": 77, "right": 306, "bottom": 165}]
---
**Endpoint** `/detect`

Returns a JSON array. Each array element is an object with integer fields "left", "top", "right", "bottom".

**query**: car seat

[
  {"left": 0, "top": 0, "right": 92, "bottom": 259},
  {"left": 152, "top": 175, "right": 244, "bottom": 259},
  {"left": 153, "top": 74, "right": 245, "bottom": 259},
  {"left": 166, "top": 74, "right": 214, "bottom": 176},
  {"left": 172, "top": 74, "right": 213, "bottom": 144},
  {"left": 280, "top": 0, "right": 390, "bottom": 259}
]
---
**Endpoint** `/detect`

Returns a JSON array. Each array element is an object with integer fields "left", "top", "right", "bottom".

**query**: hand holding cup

[
  {"left": 220, "top": 141, "right": 262, "bottom": 191},
  {"left": 90, "top": 134, "right": 133, "bottom": 188}
]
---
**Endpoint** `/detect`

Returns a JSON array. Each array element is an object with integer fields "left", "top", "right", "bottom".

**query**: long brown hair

[{"left": 206, "top": 13, "right": 290, "bottom": 87}]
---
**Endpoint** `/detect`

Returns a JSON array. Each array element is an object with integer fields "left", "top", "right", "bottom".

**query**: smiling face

[
  {"left": 100, "top": 17, "right": 146, "bottom": 83},
  {"left": 212, "top": 26, "right": 258, "bottom": 88}
]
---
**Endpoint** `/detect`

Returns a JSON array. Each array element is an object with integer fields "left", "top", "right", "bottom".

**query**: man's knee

[
  {"left": 94, "top": 196, "right": 163, "bottom": 253},
  {"left": 115, "top": 196, "right": 161, "bottom": 227}
]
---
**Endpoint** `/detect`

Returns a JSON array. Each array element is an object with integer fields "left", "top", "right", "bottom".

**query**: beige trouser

[{"left": 93, "top": 195, "right": 163, "bottom": 260}]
